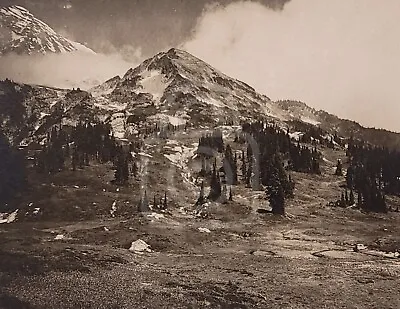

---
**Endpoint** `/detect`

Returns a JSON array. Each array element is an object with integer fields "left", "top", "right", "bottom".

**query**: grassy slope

[{"left": 1, "top": 127, "right": 400, "bottom": 309}]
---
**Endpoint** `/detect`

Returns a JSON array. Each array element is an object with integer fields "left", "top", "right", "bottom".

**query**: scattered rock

[
  {"left": 357, "top": 278, "right": 375, "bottom": 284},
  {"left": 198, "top": 227, "right": 211, "bottom": 233},
  {"left": 0, "top": 210, "right": 18, "bottom": 224},
  {"left": 353, "top": 244, "right": 367, "bottom": 252},
  {"left": 129, "top": 239, "right": 152, "bottom": 253},
  {"left": 54, "top": 234, "right": 65, "bottom": 240},
  {"left": 257, "top": 208, "right": 271, "bottom": 214}
]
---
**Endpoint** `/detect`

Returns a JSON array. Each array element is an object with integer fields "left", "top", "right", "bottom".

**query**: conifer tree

[
  {"left": 163, "top": 192, "right": 168, "bottom": 209},
  {"left": 349, "top": 189, "right": 355, "bottom": 205},
  {"left": 208, "top": 160, "right": 221, "bottom": 200},
  {"left": 335, "top": 159, "right": 343, "bottom": 176},
  {"left": 241, "top": 150, "right": 247, "bottom": 182},
  {"left": 339, "top": 192, "right": 345, "bottom": 207},
  {"left": 266, "top": 173, "right": 285, "bottom": 215},
  {"left": 196, "top": 181, "right": 206, "bottom": 206},
  {"left": 153, "top": 195, "right": 157, "bottom": 210}
]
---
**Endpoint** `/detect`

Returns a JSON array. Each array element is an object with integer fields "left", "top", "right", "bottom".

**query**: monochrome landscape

[{"left": 0, "top": 2, "right": 399, "bottom": 308}]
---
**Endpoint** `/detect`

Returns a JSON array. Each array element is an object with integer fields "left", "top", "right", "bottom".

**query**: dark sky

[{"left": 1, "top": 0, "right": 288, "bottom": 56}]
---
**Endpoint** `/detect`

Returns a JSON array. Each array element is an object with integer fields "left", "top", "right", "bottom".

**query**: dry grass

[{"left": 1, "top": 132, "right": 400, "bottom": 308}]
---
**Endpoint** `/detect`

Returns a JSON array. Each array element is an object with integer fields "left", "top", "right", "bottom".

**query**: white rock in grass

[
  {"left": 198, "top": 227, "right": 211, "bottom": 233},
  {"left": 354, "top": 244, "right": 367, "bottom": 252},
  {"left": 129, "top": 239, "right": 152, "bottom": 253},
  {"left": 54, "top": 234, "right": 65, "bottom": 240},
  {"left": 110, "top": 201, "right": 117, "bottom": 218}
]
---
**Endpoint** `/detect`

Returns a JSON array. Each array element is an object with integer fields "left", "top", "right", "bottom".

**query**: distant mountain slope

[
  {"left": 0, "top": 5, "right": 94, "bottom": 55},
  {"left": 1, "top": 47, "right": 400, "bottom": 150},
  {"left": 277, "top": 100, "right": 400, "bottom": 149}
]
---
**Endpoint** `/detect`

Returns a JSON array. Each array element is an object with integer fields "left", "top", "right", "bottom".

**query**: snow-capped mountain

[
  {"left": 0, "top": 5, "right": 94, "bottom": 55},
  {"left": 103, "top": 48, "right": 289, "bottom": 125},
  {"left": 2, "top": 47, "right": 400, "bottom": 149}
]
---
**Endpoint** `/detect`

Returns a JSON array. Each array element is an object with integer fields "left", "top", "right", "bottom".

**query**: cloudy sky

[{"left": 2, "top": 0, "right": 400, "bottom": 131}]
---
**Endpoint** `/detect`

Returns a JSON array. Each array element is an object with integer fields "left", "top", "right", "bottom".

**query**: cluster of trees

[
  {"left": 332, "top": 189, "right": 356, "bottom": 207},
  {"left": 138, "top": 191, "right": 169, "bottom": 212},
  {"left": 35, "top": 122, "right": 139, "bottom": 185},
  {"left": 241, "top": 122, "right": 321, "bottom": 175},
  {"left": 241, "top": 122, "right": 296, "bottom": 214},
  {"left": 342, "top": 138, "right": 400, "bottom": 212},
  {"left": 125, "top": 115, "right": 190, "bottom": 140},
  {"left": 0, "top": 131, "right": 26, "bottom": 206},
  {"left": 298, "top": 128, "right": 341, "bottom": 149},
  {"left": 197, "top": 129, "right": 224, "bottom": 154},
  {"left": 288, "top": 120, "right": 343, "bottom": 149},
  {"left": 288, "top": 143, "right": 321, "bottom": 174},
  {"left": 196, "top": 122, "right": 300, "bottom": 215}
]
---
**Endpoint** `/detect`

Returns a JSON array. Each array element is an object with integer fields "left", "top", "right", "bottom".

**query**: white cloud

[
  {"left": 183, "top": 0, "right": 400, "bottom": 131},
  {"left": 0, "top": 50, "right": 140, "bottom": 90}
]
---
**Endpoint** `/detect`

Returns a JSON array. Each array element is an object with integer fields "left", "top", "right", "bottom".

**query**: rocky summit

[{"left": 0, "top": 5, "right": 94, "bottom": 55}]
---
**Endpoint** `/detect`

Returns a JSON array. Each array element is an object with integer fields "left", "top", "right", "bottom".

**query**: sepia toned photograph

[{"left": 0, "top": 0, "right": 399, "bottom": 308}]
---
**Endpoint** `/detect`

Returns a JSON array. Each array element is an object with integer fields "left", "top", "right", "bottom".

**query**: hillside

[{"left": 1, "top": 47, "right": 400, "bottom": 309}]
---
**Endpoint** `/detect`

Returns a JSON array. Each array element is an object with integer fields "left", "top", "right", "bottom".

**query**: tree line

[{"left": 341, "top": 138, "right": 400, "bottom": 213}]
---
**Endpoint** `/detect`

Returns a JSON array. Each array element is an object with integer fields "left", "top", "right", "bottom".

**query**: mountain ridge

[
  {"left": 0, "top": 5, "right": 94, "bottom": 55},
  {"left": 1, "top": 46, "right": 400, "bottom": 150}
]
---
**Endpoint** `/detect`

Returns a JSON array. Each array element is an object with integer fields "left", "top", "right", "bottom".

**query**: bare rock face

[{"left": 0, "top": 5, "right": 94, "bottom": 55}]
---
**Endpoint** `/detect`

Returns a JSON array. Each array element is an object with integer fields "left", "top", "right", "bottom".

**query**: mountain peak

[
  {"left": 0, "top": 5, "right": 94, "bottom": 55},
  {"left": 106, "top": 48, "right": 275, "bottom": 126}
]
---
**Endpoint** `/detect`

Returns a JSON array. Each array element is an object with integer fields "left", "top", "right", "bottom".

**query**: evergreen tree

[
  {"left": 266, "top": 173, "right": 285, "bottom": 215},
  {"left": 340, "top": 192, "right": 346, "bottom": 207},
  {"left": 196, "top": 181, "right": 206, "bottom": 206},
  {"left": 241, "top": 150, "right": 247, "bottom": 182},
  {"left": 349, "top": 189, "right": 355, "bottom": 205},
  {"left": 163, "top": 192, "right": 168, "bottom": 209},
  {"left": 335, "top": 159, "right": 343, "bottom": 176},
  {"left": 0, "top": 132, "right": 26, "bottom": 205},
  {"left": 208, "top": 160, "right": 221, "bottom": 200},
  {"left": 153, "top": 195, "right": 157, "bottom": 210}
]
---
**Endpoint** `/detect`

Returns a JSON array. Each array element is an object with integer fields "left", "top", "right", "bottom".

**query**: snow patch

[
  {"left": 149, "top": 113, "right": 187, "bottom": 126},
  {"left": 289, "top": 132, "right": 304, "bottom": 141},
  {"left": 0, "top": 209, "right": 18, "bottom": 224},
  {"left": 147, "top": 213, "right": 165, "bottom": 220},
  {"left": 138, "top": 70, "right": 170, "bottom": 102},
  {"left": 301, "top": 116, "right": 320, "bottom": 126},
  {"left": 138, "top": 152, "right": 153, "bottom": 158}
]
